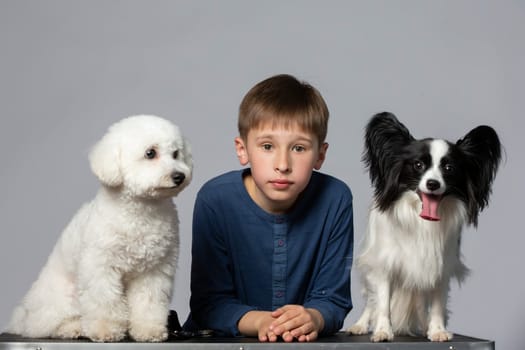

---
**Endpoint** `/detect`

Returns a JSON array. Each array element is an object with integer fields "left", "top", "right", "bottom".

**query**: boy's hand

[
  {"left": 256, "top": 313, "right": 278, "bottom": 342},
  {"left": 237, "top": 310, "right": 279, "bottom": 342},
  {"left": 269, "top": 305, "right": 325, "bottom": 342}
]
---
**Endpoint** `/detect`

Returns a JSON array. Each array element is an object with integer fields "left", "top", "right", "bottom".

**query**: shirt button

[
  {"left": 276, "top": 217, "right": 284, "bottom": 224},
  {"left": 278, "top": 239, "right": 284, "bottom": 247},
  {"left": 275, "top": 291, "right": 283, "bottom": 298}
]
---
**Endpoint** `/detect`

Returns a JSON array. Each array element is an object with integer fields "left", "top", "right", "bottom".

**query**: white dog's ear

[
  {"left": 182, "top": 137, "right": 193, "bottom": 171},
  {"left": 89, "top": 134, "right": 123, "bottom": 187}
]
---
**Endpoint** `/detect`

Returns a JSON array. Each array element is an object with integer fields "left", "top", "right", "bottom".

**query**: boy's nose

[{"left": 274, "top": 151, "right": 291, "bottom": 173}]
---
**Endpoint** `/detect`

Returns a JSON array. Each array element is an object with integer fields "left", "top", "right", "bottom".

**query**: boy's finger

[
  {"left": 305, "top": 331, "right": 319, "bottom": 342},
  {"left": 271, "top": 308, "right": 284, "bottom": 318},
  {"left": 259, "top": 330, "right": 278, "bottom": 342},
  {"left": 290, "top": 322, "right": 314, "bottom": 338},
  {"left": 271, "top": 307, "right": 303, "bottom": 327},
  {"left": 268, "top": 332, "right": 278, "bottom": 342},
  {"left": 282, "top": 331, "right": 295, "bottom": 342},
  {"left": 297, "top": 334, "right": 308, "bottom": 342},
  {"left": 272, "top": 317, "right": 308, "bottom": 336}
]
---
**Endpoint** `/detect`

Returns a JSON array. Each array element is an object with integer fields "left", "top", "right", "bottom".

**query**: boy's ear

[
  {"left": 235, "top": 137, "right": 250, "bottom": 166},
  {"left": 314, "top": 142, "right": 329, "bottom": 170}
]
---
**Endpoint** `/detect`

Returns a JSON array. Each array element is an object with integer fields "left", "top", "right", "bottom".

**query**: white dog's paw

[
  {"left": 370, "top": 327, "right": 394, "bottom": 342},
  {"left": 84, "top": 319, "right": 127, "bottom": 342},
  {"left": 55, "top": 317, "right": 82, "bottom": 339},
  {"left": 427, "top": 329, "right": 453, "bottom": 342},
  {"left": 347, "top": 323, "right": 369, "bottom": 335},
  {"left": 129, "top": 323, "right": 168, "bottom": 342}
]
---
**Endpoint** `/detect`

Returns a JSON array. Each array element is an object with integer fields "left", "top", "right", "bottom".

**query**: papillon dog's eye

[
  {"left": 414, "top": 161, "right": 424, "bottom": 171},
  {"left": 444, "top": 163, "right": 454, "bottom": 172},
  {"left": 173, "top": 150, "right": 179, "bottom": 159},
  {"left": 145, "top": 148, "right": 157, "bottom": 159}
]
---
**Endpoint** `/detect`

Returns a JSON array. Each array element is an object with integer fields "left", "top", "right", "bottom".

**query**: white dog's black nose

[
  {"left": 426, "top": 179, "right": 441, "bottom": 191},
  {"left": 172, "top": 172, "right": 186, "bottom": 186}
]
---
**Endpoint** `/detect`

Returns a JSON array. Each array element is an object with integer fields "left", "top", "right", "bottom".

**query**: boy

[{"left": 184, "top": 74, "right": 353, "bottom": 342}]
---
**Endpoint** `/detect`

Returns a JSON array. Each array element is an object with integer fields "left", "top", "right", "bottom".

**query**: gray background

[{"left": 0, "top": 1, "right": 523, "bottom": 349}]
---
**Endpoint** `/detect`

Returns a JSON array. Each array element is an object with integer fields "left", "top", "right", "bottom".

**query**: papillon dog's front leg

[
  {"left": 427, "top": 280, "right": 453, "bottom": 342},
  {"left": 370, "top": 277, "right": 394, "bottom": 342},
  {"left": 347, "top": 299, "right": 372, "bottom": 335}
]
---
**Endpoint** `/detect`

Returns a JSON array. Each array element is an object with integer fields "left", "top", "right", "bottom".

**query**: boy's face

[{"left": 235, "top": 121, "right": 328, "bottom": 214}]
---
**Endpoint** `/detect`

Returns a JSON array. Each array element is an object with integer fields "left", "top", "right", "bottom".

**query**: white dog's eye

[
  {"left": 145, "top": 148, "right": 157, "bottom": 159},
  {"left": 173, "top": 150, "right": 179, "bottom": 159}
]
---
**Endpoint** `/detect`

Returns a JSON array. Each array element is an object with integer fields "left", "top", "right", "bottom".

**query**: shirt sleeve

[
  {"left": 188, "top": 191, "right": 255, "bottom": 336},
  {"left": 303, "top": 194, "right": 354, "bottom": 335}
]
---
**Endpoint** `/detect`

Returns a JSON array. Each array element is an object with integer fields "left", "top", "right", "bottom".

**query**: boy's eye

[
  {"left": 292, "top": 145, "right": 306, "bottom": 152},
  {"left": 262, "top": 144, "right": 273, "bottom": 151}
]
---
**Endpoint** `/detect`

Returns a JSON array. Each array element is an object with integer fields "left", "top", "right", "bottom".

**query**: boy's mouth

[{"left": 270, "top": 179, "right": 293, "bottom": 189}]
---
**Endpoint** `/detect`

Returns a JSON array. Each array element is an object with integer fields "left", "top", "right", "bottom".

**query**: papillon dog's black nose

[
  {"left": 172, "top": 172, "right": 186, "bottom": 186},
  {"left": 426, "top": 179, "right": 441, "bottom": 191}
]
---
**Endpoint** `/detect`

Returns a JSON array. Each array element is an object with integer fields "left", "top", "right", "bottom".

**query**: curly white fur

[{"left": 6, "top": 115, "right": 192, "bottom": 342}]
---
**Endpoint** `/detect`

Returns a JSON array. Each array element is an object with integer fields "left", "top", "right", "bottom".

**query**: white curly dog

[{"left": 6, "top": 115, "right": 192, "bottom": 342}]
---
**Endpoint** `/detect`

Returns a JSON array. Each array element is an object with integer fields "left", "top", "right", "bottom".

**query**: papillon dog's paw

[
  {"left": 370, "top": 328, "right": 394, "bottom": 342},
  {"left": 347, "top": 323, "right": 369, "bottom": 335},
  {"left": 428, "top": 329, "right": 453, "bottom": 342}
]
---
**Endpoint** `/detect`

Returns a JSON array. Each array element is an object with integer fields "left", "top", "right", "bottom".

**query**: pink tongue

[{"left": 420, "top": 193, "right": 441, "bottom": 221}]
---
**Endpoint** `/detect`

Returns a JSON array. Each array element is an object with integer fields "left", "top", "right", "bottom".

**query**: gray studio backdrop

[{"left": 0, "top": 1, "right": 523, "bottom": 349}]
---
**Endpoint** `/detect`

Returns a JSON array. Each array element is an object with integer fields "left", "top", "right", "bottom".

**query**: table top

[{"left": 0, "top": 332, "right": 494, "bottom": 350}]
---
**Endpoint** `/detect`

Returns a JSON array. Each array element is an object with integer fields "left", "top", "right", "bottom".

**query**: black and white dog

[{"left": 348, "top": 112, "right": 501, "bottom": 342}]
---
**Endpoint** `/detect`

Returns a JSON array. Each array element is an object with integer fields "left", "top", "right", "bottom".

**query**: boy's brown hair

[{"left": 238, "top": 74, "right": 329, "bottom": 145}]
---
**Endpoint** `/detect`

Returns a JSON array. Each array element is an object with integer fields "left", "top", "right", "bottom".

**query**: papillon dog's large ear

[
  {"left": 363, "top": 112, "right": 414, "bottom": 174},
  {"left": 363, "top": 112, "right": 415, "bottom": 210},
  {"left": 89, "top": 131, "right": 123, "bottom": 187},
  {"left": 456, "top": 125, "right": 501, "bottom": 223}
]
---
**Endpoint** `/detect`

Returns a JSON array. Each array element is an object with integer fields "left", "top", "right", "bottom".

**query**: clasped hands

[{"left": 239, "top": 305, "right": 324, "bottom": 342}]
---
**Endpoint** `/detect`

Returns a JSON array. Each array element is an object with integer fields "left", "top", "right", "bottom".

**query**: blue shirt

[{"left": 184, "top": 169, "right": 354, "bottom": 336}]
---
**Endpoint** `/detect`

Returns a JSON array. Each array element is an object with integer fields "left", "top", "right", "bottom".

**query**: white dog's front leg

[
  {"left": 126, "top": 267, "right": 174, "bottom": 342},
  {"left": 79, "top": 265, "right": 128, "bottom": 342},
  {"left": 370, "top": 277, "right": 394, "bottom": 342},
  {"left": 427, "top": 280, "right": 453, "bottom": 342}
]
